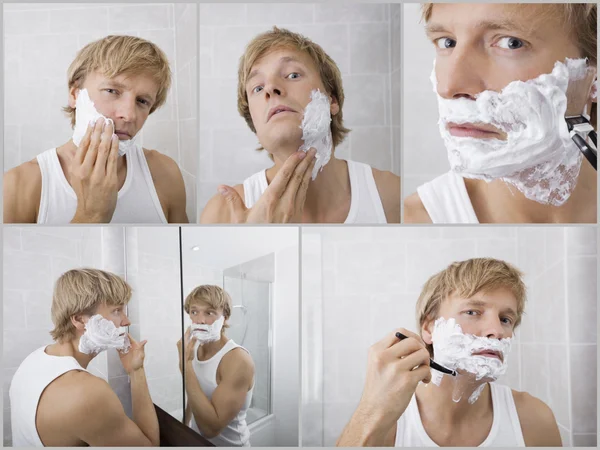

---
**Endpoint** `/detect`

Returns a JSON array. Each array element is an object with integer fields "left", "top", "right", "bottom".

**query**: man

[
  {"left": 200, "top": 27, "right": 400, "bottom": 224},
  {"left": 338, "top": 258, "right": 562, "bottom": 447},
  {"left": 9, "top": 269, "right": 159, "bottom": 446},
  {"left": 405, "top": 3, "right": 597, "bottom": 223},
  {"left": 4, "top": 35, "right": 188, "bottom": 223},
  {"left": 178, "top": 285, "right": 255, "bottom": 446}
]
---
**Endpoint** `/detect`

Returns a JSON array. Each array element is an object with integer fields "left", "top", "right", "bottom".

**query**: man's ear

[
  {"left": 421, "top": 317, "right": 435, "bottom": 346},
  {"left": 330, "top": 94, "right": 340, "bottom": 116},
  {"left": 68, "top": 86, "right": 79, "bottom": 109},
  {"left": 70, "top": 314, "right": 87, "bottom": 333}
]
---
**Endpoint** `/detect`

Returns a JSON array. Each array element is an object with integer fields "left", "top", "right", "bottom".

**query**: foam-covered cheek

[
  {"left": 191, "top": 315, "right": 225, "bottom": 345},
  {"left": 298, "top": 89, "right": 333, "bottom": 180},
  {"left": 72, "top": 88, "right": 139, "bottom": 156},
  {"left": 78, "top": 314, "right": 130, "bottom": 355},
  {"left": 431, "top": 58, "right": 590, "bottom": 206}
]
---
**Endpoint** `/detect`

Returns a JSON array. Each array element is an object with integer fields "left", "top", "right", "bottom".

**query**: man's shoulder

[
  {"left": 403, "top": 191, "right": 432, "bottom": 223},
  {"left": 143, "top": 148, "right": 181, "bottom": 177},
  {"left": 4, "top": 159, "right": 42, "bottom": 223},
  {"left": 200, "top": 184, "right": 245, "bottom": 224},
  {"left": 219, "top": 346, "right": 255, "bottom": 383},
  {"left": 371, "top": 168, "right": 400, "bottom": 223},
  {"left": 5, "top": 159, "right": 42, "bottom": 183},
  {"left": 512, "top": 389, "right": 562, "bottom": 446}
]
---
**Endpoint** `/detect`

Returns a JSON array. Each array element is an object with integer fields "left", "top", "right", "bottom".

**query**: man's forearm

[
  {"left": 129, "top": 368, "right": 160, "bottom": 446},
  {"left": 337, "top": 407, "right": 393, "bottom": 447},
  {"left": 184, "top": 362, "right": 222, "bottom": 437}
]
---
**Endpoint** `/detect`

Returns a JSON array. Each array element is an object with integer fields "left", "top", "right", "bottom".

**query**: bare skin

[
  {"left": 36, "top": 303, "right": 159, "bottom": 446},
  {"left": 200, "top": 47, "right": 400, "bottom": 224},
  {"left": 337, "top": 289, "right": 561, "bottom": 447},
  {"left": 404, "top": 3, "right": 597, "bottom": 224},
  {"left": 177, "top": 302, "right": 255, "bottom": 439},
  {"left": 3, "top": 70, "right": 188, "bottom": 223}
]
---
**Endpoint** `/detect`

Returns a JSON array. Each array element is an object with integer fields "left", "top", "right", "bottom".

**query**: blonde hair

[
  {"left": 50, "top": 268, "right": 131, "bottom": 343},
  {"left": 415, "top": 258, "right": 527, "bottom": 355},
  {"left": 63, "top": 35, "right": 172, "bottom": 127},
  {"left": 237, "top": 26, "right": 350, "bottom": 153},
  {"left": 184, "top": 285, "right": 232, "bottom": 330}
]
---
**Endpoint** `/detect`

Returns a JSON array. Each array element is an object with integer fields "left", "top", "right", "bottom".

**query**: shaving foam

[
  {"left": 431, "top": 317, "right": 511, "bottom": 403},
  {"left": 432, "top": 58, "right": 593, "bottom": 206},
  {"left": 299, "top": 89, "right": 333, "bottom": 180},
  {"left": 72, "top": 88, "right": 139, "bottom": 156},
  {"left": 78, "top": 314, "right": 130, "bottom": 355},
  {"left": 191, "top": 316, "right": 225, "bottom": 346}
]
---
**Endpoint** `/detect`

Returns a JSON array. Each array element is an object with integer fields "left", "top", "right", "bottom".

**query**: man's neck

[
  {"left": 45, "top": 339, "right": 97, "bottom": 369},
  {"left": 195, "top": 334, "right": 229, "bottom": 361},
  {"left": 465, "top": 160, "right": 597, "bottom": 223},
  {"left": 266, "top": 149, "right": 352, "bottom": 222},
  {"left": 415, "top": 375, "right": 492, "bottom": 424}
]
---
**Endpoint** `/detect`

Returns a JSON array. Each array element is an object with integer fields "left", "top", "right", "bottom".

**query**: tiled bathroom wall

[
  {"left": 199, "top": 3, "right": 397, "bottom": 215},
  {"left": 3, "top": 227, "right": 105, "bottom": 446},
  {"left": 516, "top": 227, "right": 597, "bottom": 447},
  {"left": 302, "top": 226, "right": 596, "bottom": 446},
  {"left": 3, "top": 3, "right": 198, "bottom": 220},
  {"left": 390, "top": 4, "right": 401, "bottom": 177}
]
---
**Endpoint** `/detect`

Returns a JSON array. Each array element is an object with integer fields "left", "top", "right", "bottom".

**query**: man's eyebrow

[
  {"left": 102, "top": 80, "right": 156, "bottom": 104},
  {"left": 426, "top": 19, "right": 534, "bottom": 37},
  {"left": 246, "top": 56, "right": 305, "bottom": 86},
  {"left": 463, "top": 299, "right": 517, "bottom": 318}
]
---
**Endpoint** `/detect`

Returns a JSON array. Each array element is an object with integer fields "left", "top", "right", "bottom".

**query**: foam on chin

[
  {"left": 432, "top": 58, "right": 591, "bottom": 206},
  {"left": 431, "top": 317, "right": 511, "bottom": 404},
  {"left": 72, "top": 88, "right": 140, "bottom": 156},
  {"left": 191, "top": 315, "right": 225, "bottom": 346},
  {"left": 299, "top": 89, "right": 333, "bottom": 180},
  {"left": 78, "top": 314, "right": 130, "bottom": 355}
]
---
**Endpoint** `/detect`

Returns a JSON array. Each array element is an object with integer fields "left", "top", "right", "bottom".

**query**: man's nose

[
  {"left": 121, "top": 312, "right": 131, "bottom": 327},
  {"left": 483, "top": 316, "right": 505, "bottom": 339},
  {"left": 114, "top": 95, "right": 137, "bottom": 123},
  {"left": 264, "top": 76, "right": 284, "bottom": 98},
  {"left": 435, "top": 45, "right": 488, "bottom": 100}
]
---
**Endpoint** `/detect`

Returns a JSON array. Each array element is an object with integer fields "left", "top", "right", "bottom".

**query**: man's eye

[
  {"left": 105, "top": 89, "right": 118, "bottom": 94},
  {"left": 252, "top": 85, "right": 263, "bottom": 94},
  {"left": 501, "top": 317, "right": 513, "bottom": 325},
  {"left": 435, "top": 37, "right": 456, "bottom": 49},
  {"left": 138, "top": 99, "right": 149, "bottom": 106},
  {"left": 497, "top": 37, "right": 524, "bottom": 50},
  {"left": 465, "top": 310, "right": 478, "bottom": 316},
  {"left": 287, "top": 72, "right": 300, "bottom": 79}
]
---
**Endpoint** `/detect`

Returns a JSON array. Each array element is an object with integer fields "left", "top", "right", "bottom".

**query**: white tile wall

[
  {"left": 198, "top": 4, "right": 396, "bottom": 216},
  {"left": 303, "top": 226, "right": 597, "bottom": 447},
  {"left": 4, "top": 3, "right": 198, "bottom": 221}
]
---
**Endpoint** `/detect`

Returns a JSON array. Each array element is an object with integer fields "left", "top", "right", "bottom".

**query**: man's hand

[
  {"left": 119, "top": 334, "right": 147, "bottom": 375},
  {"left": 70, "top": 117, "right": 120, "bottom": 223},
  {"left": 218, "top": 148, "right": 317, "bottom": 223},
  {"left": 337, "top": 329, "right": 431, "bottom": 446},
  {"left": 177, "top": 327, "right": 196, "bottom": 374}
]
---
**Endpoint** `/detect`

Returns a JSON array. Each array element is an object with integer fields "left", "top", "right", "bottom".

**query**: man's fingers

[
  {"left": 397, "top": 347, "right": 431, "bottom": 372},
  {"left": 375, "top": 328, "right": 421, "bottom": 351},
  {"left": 218, "top": 185, "right": 247, "bottom": 222},
  {"left": 280, "top": 148, "right": 315, "bottom": 202},
  {"left": 94, "top": 118, "right": 114, "bottom": 175},
  {"left": 106, "top": 127, "right": 119, "bottom": 175},
  {"left": 82, "top": 117, "right": 105, "bottom": 171},
  {"left": 266, "top": 151, "right": 307, "bottom": 199},
  {"left": 74, "top": 122, "right": 94, "bottom": 165},
  {"left": 294, "top": 153, "right": 317, "bottom": 215}
]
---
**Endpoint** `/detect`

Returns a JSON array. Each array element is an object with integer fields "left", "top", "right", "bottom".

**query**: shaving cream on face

[
  {"left": 78, "top": 314, "right": 130, "bottom": 355},
  {"left": 431, "top": 317, "right": 511, "bottom": 386},
  {"left": 191, "top": 315, "right": 225, "bottom": 346},
  {"left": 299, "top": 89, "right": 333, "bottom": 180},
  {"left": 432, "top": 58, "right": 592, "bottom": 206},
  {"left": 72, "top": 88, "right": 139, "bottom": 156}
]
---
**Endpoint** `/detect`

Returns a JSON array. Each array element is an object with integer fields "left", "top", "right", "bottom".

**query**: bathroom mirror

[{"left": 180, "top": 227, "right": 300, "bottom": 446}]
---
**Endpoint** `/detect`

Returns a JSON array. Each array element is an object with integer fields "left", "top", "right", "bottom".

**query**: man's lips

[
  {"left": 267, "top": 104, "right": 298, "bottom": 122},
  {"left": 447, "top": 122, "right": 504, "bottom": 139},
  {"left": 115, "top": 130, "right": 131, "bottom": 139},
  {"left": 472, "top": 350, "right": 503, "bottom": 361}
]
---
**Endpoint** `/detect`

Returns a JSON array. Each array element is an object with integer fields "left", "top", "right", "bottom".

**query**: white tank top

[
  {"left": 9, "top": 346, "right": 89, "bottom": 447},
  {"left": 242, "top": 159, "right": 387, "bottom": 223},
  {"left": 36, "top": 145, "right": 168, "bottom": 224},
  {"left": 395, "top": 383, "right": 525, "bottom": 447},
  {"left": 417, "top": 171, "right": 479, "bottom": 223},
  {"left": 190, "top": 339, "right": 253, "bottom": 447}
]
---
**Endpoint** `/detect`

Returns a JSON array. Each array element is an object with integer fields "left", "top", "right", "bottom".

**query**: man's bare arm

[
  {"left": 69, "top": 376, "right": 159, "bottom": 446},
  {"left": 373, "top": 168, "right": 401, "bottom": 223},
  {"left": 403, "top": 192, "right": 433, "bottom": 223},
  {"left": 513, "top": 391, "right": 562, "bottom": 446},
  {"left": 145, "top": 150, "right": 189, "bottom": 223},
  {"left": 3, "top": 162, "right": 41, "bottom": 223},
  {"left": 185, "top": 348, "right": 254, "bottom": 438}
]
